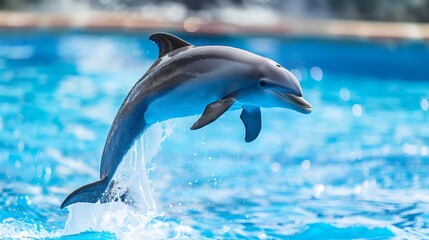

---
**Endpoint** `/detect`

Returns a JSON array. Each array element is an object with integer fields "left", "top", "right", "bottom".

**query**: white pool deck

[{"left": 1, "top": 11, "right": 429, "bottom": 40}]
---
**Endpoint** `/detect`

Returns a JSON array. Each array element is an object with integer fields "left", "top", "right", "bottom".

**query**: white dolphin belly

[{"left": 144, "top": 79, "right": 227, "bottom": 124}]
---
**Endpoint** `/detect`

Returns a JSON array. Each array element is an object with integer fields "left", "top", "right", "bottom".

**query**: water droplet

[
  {"left": 313, "top": 184, "right": 325, "bottom": 198},
  {"left": 36, "top": 165, "right": 44, "bottom": 178},
  {"left": 403, "top": 143, "right": 418, "bottom": 155},
  {"left": 339, "top": 87, "right": 350, "bottom": 101},
  {"left": 183, "top": 17, "right": 201, "bottom": 33},
  {"left": 352, "top": 104, "right": 363, "bottom": 117},
  {"left": 25, "top": 196, "right": 32, "bottom": 205},
  {"left": 270, "top": 162, "right": 280, "bottom": 172},
  {"left": 421, "top": 98, "right": 428, "bottom": 111},
  {"left": 297, "top": 66, "right": 308, "bottom": 81},
  {"left": 310, "top": 66, "right": 323, "bottom": 81},
  {"left": 44, "top": 167, "right": 52, "bottom": 181},
  {"left": 301, "top": 159, "right": 311, "bottom": 170},
  {"left": 258, "top": 233, "right": 268, "bottom": 239},
  {"left": 13, "top": 129, "right": 21, "bottom": 139},
  {"left": 290, "top": 69, "right": 302, "bottom": 82},
  {"left": 17, "top": 142, "right": 25, "bottom": 151},
  {"left": 354, "top": 185, "right": 362, "bottom": 194},
  {"left": 421, "top": 146, "right": 428, "bottom": 156},
  {"left": 14, "top": 161, "right": 21, "bottom": 169},
  {"left": 314, "top": 184, "right": 325, "bottom": 192},
  {"left": 262, "top": 154, "right": 271, "bottom": 162}
]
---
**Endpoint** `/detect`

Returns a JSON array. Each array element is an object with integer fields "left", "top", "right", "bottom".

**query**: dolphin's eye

[
  {"left": 259, "top": 80, "right": 267, "bottom": 87},
  {"left": 276, "top": 64, "right": 282, "bottom": 68}
]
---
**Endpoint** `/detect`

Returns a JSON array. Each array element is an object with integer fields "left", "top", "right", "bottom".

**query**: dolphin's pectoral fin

[
  {"left": 150, "top": 32, "right": 192, "bottom": 58},
  {"left": 60, "top": 176, "right": 109, "bottom": 209},
  {"left": 191, "top": 97, "right": 236, "bottom": 130},
  {"left": 240, "top": 107, "right": 262, "bottom": 143}
]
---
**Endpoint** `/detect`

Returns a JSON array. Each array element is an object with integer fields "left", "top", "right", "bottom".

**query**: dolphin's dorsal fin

[
  {"left": 240, "top": 107, "right": 262, "bottom": 143},
  {"left": 190, "top": 97, "right": 236, "bottom": 130},
  {"left": 149, "top": 32, "right": 192, "bottom": 58}
]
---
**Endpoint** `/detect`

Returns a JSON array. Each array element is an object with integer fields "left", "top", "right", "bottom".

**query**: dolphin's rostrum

[{"left": 60, "top": 33, "right": 312, "bottom": 209}]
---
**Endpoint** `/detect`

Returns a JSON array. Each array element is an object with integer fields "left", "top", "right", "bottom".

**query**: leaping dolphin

[{"left": 60, "top": 33, "right": 312, "bottom": 209}]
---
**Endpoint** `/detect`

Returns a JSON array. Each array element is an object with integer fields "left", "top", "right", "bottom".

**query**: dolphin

[{"left": 60, "top": 32, "right": 312, "bottom": 209}]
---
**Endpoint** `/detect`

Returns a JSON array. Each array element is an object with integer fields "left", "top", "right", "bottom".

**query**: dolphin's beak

[{"left": 272, "top": 91, "right": 312, "bottom": 114}]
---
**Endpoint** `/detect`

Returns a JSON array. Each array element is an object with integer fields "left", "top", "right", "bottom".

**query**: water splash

[
  {"left": 62, "top": 121, "right": 178, "bottom": 238},
  {"left": 0, "top": 218, "right": 55, "bottom": 239}
]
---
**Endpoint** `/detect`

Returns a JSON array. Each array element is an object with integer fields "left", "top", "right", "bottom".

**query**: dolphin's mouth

[{"left": 272, "top": 91, "right": 312, "bottom": 114}]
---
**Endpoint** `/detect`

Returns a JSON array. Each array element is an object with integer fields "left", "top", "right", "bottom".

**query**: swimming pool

[{"left": 1, "top": 31, "right": 429, "bottom": 239}]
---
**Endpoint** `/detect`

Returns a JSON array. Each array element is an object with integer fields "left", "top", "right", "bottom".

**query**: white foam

[
  {"left": 0, "top": 218, "right": 53, "bottom": 239},
  {"left": 62, "top": 121, "right": 180, "bottom": 238}
]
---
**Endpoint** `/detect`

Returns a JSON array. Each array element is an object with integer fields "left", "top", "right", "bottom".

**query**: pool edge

[{"left": 1, "top": 11, "right": 429, "bottom": 40}]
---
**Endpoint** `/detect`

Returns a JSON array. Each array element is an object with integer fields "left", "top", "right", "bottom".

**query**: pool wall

[{"left": 1, "top": 11, "right": 429, "bottom": 40}]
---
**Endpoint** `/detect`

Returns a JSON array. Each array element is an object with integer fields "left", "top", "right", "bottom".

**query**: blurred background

[
  {"left": 1, "top": 0, "right": 429, "bottom": 23},
  {"left": 1, "top": 0, "right": 429, "bottom": 39}
]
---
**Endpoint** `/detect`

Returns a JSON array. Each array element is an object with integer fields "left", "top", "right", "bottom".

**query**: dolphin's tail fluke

[{"left": 60, "top": 176, "right": 109, "bottom": 209}]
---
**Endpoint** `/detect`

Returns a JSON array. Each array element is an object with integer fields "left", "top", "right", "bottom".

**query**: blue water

[{"left": 1, "top": 31, "right": 429, "bottom": 239}]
